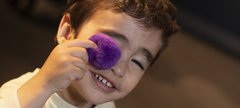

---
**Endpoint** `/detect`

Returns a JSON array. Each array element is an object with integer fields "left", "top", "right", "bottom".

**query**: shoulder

[
  {"left": 0, "top": 68, "right": 39, "bottom": 94},
  {"left": 0, "top": 68, "right": 40, "bottom": 108}
]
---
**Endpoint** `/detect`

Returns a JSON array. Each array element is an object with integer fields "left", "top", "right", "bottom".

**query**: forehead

[{"left": 78, "top": 9, "right": 162, "bottom": 56}]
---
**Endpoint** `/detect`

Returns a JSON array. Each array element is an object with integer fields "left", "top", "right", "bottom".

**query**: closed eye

[{"left": 132, "top": 59, "right": 144, "bottom": 70}]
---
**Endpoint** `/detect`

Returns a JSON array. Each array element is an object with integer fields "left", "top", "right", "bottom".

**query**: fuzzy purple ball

[{"left": 87, "top": 33, "right": 121, "bottom": 70}]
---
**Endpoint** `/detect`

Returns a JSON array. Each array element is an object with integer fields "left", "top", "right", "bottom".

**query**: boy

[{"left": 0, "top": 0, "right": 179, "bottom": 108}]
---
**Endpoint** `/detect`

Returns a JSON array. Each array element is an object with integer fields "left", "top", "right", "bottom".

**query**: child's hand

[
  {"left": 37, "top": 39, "right": 97, "bottom": 92},
  {"left": 17, "top": 39, "right": 97, "bottom": 108}
]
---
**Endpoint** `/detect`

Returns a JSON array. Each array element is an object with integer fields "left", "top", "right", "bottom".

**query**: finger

[
  {"left": 75, "top": 65, "right": 89, "bottom": 81},
  {"left": 64, "top": 39, "right": 97, "bottom": 49},
  {"left": 69, "top": 66, "right": 86, "bottom": 81},
  {"left": 69, "top": 47, "right": 89, "bottom": 62},
  {"left": 71, "top": 57, "right": 88, "bottom": 72}
]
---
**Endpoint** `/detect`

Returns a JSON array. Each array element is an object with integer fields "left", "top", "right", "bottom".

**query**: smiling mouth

[
  {"left": 94, "top": 74, "right": 114, "bottom": 88},
  {"left": 91, "top": 71, "right": 117, "bottom": 92}
]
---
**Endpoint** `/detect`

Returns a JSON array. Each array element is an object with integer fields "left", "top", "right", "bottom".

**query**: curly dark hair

[{"left": 64, "top": 0, "right": 179, "bottom": 65}]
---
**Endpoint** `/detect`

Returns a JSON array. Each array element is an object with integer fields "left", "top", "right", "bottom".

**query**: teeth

[
  {"left": 94, "top": 74, "right": 113, "bottom": 88},
  {"left": 102, "top": 79, "right": 107, "bottom": 84},
  {"left": 107, "top": 82, "right": 112, "bottom": 88},
  {"left": 99, "top": 76, "right": 103, "bottom": 80}
]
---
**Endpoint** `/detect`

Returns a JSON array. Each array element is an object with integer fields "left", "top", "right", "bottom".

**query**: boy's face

[{"left": 68, "top": 9, "right": 162, "bottom": 104}]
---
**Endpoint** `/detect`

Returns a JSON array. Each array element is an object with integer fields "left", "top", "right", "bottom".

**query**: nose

[{"left": 111, "top": 61, "right": 127, "bottom": 78}]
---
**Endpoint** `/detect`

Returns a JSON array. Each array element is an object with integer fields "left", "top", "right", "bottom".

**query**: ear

[{"left": 56, "top": 14, "right": 74, "bottom": 44}]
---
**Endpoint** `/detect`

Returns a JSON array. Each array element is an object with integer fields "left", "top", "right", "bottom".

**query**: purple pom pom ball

[{"left": 87, "top": 33, "right": 121, "bottom": 70}]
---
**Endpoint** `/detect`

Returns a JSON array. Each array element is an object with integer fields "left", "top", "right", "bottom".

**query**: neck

[{"left": 57, "top": 84, "right": 94, "bottom": 108}]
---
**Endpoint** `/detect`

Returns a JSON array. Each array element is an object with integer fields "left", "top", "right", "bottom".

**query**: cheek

[{"left": 122, "top": 72, "right": 144, "bottom": 93}]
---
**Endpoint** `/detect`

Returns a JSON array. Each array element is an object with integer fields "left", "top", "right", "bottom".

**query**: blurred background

[{"left": 0, "top": 0, "right": 239, "bottom": 108}]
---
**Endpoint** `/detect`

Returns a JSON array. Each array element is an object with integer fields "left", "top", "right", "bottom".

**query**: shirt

[{"left": 0, "top": 69, "right": 115, "bottom": 108}]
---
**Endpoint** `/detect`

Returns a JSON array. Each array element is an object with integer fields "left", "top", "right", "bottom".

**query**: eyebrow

[
  {"left": 142, "top": 48, "right": 154, "bottom": 64},
  {"left": 99, "top": 29, "right": 129, "bottom": 44}
]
